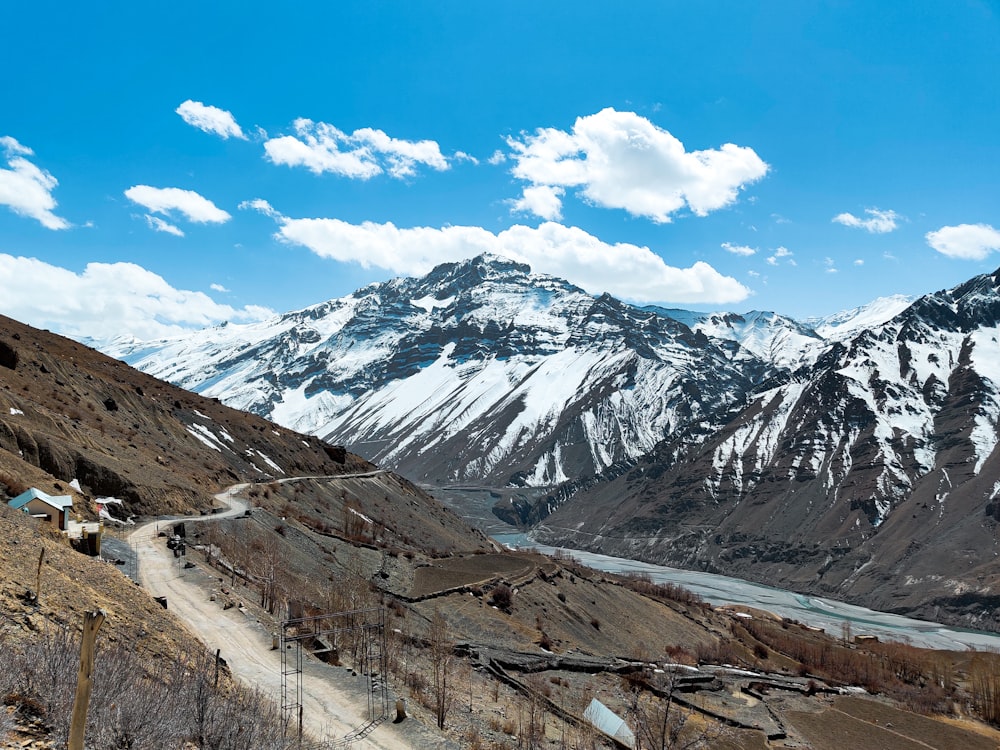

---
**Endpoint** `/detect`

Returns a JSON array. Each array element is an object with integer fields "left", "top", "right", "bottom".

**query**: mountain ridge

[
  {"left": 107, "top": 255, "right": 776, "bottom": 488},
  {"left": 531, "top": 267, "right": 1000, "bottom": 631}
]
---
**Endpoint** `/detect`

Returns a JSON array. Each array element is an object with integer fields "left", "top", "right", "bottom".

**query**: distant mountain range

[
  {"left": 106, "top": 255, "right": 910, "bottom": 488},
  {"left": 104, "top": 256, "right": 1000, "bottom": 629}
]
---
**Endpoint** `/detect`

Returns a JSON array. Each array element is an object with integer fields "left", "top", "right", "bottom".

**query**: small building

[{"left": 8, "top": 488, "right": 74, "bottom": 530}]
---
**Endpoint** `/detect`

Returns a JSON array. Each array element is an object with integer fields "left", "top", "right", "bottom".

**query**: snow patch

[
  {"left": 186, "top": 424, "right": 225, "bottom": 452},
  {"left": 410, "top": 295, "right": 455, "bottom": 313}
]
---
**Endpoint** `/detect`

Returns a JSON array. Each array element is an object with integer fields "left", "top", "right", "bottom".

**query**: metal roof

[{"left": 8, "top": 488, "right": 74, "bottom": 511}]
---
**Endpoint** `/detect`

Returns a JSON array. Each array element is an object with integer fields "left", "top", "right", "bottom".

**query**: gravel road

[{"left": 128, "top": 484, "right": 447, "bottom": 749}]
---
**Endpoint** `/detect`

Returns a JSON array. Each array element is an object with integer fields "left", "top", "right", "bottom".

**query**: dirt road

[{"left": 129, "top": 484, "right": 438, "bottom": 749}]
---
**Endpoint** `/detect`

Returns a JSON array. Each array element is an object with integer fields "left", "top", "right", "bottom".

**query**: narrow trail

[{"left": 128, "top": 478, "right": 435, "bottom": 749}]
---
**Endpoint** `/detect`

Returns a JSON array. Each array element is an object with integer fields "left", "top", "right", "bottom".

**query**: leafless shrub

[
  {"left": 490, "top": 584, "right": 513, "bottom": 610},
  {"left": 970, "top": 654, "right": 1000, "bottom": 726},
  {"left": 0, "top": 628, "right": 294, "bottom": 749},
  {"left": 622, "top": 573, "right": 705, "bottom": 607},
  {"left": 624, "top": 669, "right": 730, "bottom": 750}
]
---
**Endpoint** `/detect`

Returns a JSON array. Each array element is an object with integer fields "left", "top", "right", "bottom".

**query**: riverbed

[{"left": 493, "top": 533, "right": 1000, "bottom": 652}]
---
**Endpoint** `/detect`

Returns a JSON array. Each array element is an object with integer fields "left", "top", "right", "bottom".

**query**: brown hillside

[{"left": 0, "top": 313, "right": 371, "bottom": 518}]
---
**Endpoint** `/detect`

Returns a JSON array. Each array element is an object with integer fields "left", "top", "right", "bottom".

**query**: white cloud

[
  {"left": 854, "top": 259, "right": 865, "bottom": 266},
  {"left": 124, "top": 185, "right": 231, "bottom": 224},
  {"left": 926, "top": 223, "right": 1000, "bottom": 260},
  {"left": 488, "top": 149, "right": 507, "bottom": 165},
  {"left": 721, "top": 242, "right": 756, "bottom": 256},
  {"left": 0, "top": 136, "right": 70, "bottom": 230},
  {"left": 453, "top": 151, "right": 479, "bottom": 165},
  {"left": 509, "top": 185, "right": 565, "bottom": 220},
  {"left": 747, "top": 270, "right": 760, "bottom": 278},
  {"left": 832, "top": 207, "right": 900, "bottom": 233},
  {"left": 145, "top": 214, "right": 184, "bottom": 236},
  {"left": 274, "top": 217, "right": 750, "bottom": 305},
  {"left": 505, "top": 108, "right": 768, "bottom": 223},
  {"left": 238, "top": 197, "right": 284, "bottom": 220},
  {"left": 766, "top": 246, "right": 794, "bottom": 266},
  {"left": 0, "top": 254, "right": 272, "bottom": 341},
  {"left": 210, "top": 283, "right": 230, "bottom": 293},
  {"left": 824, "top": 257, "right": 837, "bottom": 273},
  {"left": 263, "top": 118, "right": 449, "bottom": 179},
  {"left": 176, "top": 100, "right": 246, "bottom": 140}
]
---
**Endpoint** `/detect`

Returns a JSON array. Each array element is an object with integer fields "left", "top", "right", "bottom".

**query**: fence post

[
  {"left": 68, "top": 609, "right": 105, "bottom": 750},
  {"left": 35, "top": 548, "right": 45, "bottom": 603}
]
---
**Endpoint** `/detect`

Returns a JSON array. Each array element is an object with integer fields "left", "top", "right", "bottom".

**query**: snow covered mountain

[
  {"left": 107, "top": 255, "right": 772, "bottom": 487},
  {"left": 805, "top": 293, "right": 914, "bottom": 341},
  {"left": 533, "top": 268, "right": 1000, "bottom": 630},
  {"left": 649, "top": 308, "right": 827, "bottom": 370},
  {"left": 650, "top": 296, "right": 912, "bottom": 370}
]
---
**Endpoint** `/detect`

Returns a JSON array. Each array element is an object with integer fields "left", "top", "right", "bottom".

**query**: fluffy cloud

[
  {"left": 505, "top": 108, "right": 768, "bottom": 223},
  {"left": 0, "top": 254, "right": 271, "bottom": 341},
  {"left": 509, "top": 185, "right": 565, "bottom": 221},
  {"left": 124, "top": 185, "right": 231, "bottom": 224},
  {"left": 273, "top": 216, "right": 750, "bottom": 304},
  {"left": 176, "top": 100, "right": 246, "bottom": 140},
  {"left": 926, "top": 223, "right": 1000, "bottom": 260},
  {"left": 721, "top": 242, "right": 756, "bottom": 256},
  {"left": 832, "top": 208, "right": 900, "bottom": 233},
  {"left": 0, "top": 137, "right": 70, "bottom": 230},
  {"left": 264, "top": 119, "right": 449, "bottom": 179}
]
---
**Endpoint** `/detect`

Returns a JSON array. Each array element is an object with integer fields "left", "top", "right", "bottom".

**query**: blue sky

[{"left": 2, "top": 1, "right": 999, "bottom": 341}]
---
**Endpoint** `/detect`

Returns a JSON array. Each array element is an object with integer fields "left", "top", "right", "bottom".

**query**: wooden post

[
  {"left": 68, "top": 609, "right": 105, "bottom": 750},
  {"left": 35, "top": 548, "right": 45, "bottom": 603}
]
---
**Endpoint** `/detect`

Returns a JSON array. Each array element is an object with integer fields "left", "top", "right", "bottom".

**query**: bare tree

[
  {"left": 428, "top": 609, "right": 454, "bottom": 729},
  {"left": 624, "top": 669, "right": 727, "bottom": 750},
  {"left": 518, "top": 678, "right": 547, "bottom": 750}
]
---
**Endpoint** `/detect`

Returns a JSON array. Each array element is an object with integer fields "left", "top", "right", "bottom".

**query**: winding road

[{"left": 128, "top": 481, "right": 438, "bottom": 749}]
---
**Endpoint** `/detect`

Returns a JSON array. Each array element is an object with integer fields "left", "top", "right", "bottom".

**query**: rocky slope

[
  {"left": 1, "top": 312, "right": 389, "bottom": 519},
  {"left": 533, "top": 268, "right": 1000, "bottom": 631}
]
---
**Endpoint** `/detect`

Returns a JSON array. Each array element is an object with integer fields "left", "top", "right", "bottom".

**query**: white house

[{"left": 8, "top": 488, "right": 74, "bottom": 530}]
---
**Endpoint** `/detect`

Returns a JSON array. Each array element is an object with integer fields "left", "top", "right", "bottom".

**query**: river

[{"left": 493, "top": 533, "right": 1000, "bottom": 652}]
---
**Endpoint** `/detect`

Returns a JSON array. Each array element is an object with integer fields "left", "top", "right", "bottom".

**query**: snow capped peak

[
  {"left": 646, "top": 307, "right": 824, "bottom": 369},
  {"left": 105, "top": 255, "right": 769, "bottom": 488},
  {"left": 807, "top": 294, "right": 914, "bottom": 341}
]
